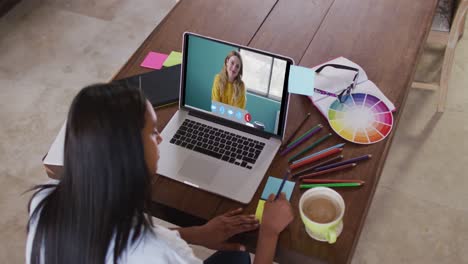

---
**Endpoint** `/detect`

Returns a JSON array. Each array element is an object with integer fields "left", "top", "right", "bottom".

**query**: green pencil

[
  {"left": 300, "top": 182, "right": 363, "bottom": 189},
  {"left": 286, "top": 124, "right": 322, "bottom": 148},
  {"left": 288, "top": 133, "right": 332, "bottom": 162}
]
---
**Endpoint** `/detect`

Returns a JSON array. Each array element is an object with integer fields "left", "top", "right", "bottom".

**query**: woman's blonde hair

[{"left": 217, "top": 51, "right": 244, "bottom": 104}]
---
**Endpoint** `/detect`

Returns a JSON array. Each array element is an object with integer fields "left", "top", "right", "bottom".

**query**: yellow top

[{"left": 211, "top": 74, "right": 246, "bottom": 109}]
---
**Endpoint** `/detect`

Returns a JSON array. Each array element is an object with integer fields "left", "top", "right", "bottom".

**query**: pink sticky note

[{"left": 140, "top": 52, "right": 168, "bottom": 70}]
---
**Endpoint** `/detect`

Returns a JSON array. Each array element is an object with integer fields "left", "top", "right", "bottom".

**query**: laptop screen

[{"left": 181, "top": 33, "right": 292, "bottom": 137}]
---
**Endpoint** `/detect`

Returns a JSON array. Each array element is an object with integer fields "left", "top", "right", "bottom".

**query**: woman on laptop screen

[
  {"left": 211, "top": 51, "right": 247, "bottom": 109},
  {"left": 27, "top": 82, "right": 293, "bottom": 264}
]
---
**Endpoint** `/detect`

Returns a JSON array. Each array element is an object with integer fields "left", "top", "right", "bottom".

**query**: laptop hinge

[{"left": 188, "top": 110, "right": 272, "bottom": 139}]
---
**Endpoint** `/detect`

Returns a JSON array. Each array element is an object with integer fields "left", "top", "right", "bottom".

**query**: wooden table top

[{"left": 111, "top": 0, "right": 438, "bottom": 263}]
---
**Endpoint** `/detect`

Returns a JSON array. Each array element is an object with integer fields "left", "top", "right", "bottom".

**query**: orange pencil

[
  {"left": 298, "top": 163, "right": 356, "bottom": 179},
  {"left": 290, "top": 148, "right": 343, "bottom": 170},
  {"left": 301, "top": 179, "right": 364, "bottom": 184}
]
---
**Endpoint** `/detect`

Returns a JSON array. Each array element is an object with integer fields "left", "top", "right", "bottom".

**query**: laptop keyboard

[{"left": 169, "top": 119, "right": 265, "bottom": 169}]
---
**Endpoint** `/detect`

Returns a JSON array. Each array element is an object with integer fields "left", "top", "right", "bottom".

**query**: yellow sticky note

[
  {"left": 255, "top": 200, "right": 266, "bottom": 223},
  {"left": 163, "top": 51, "right": 183, "bottom": 67}
]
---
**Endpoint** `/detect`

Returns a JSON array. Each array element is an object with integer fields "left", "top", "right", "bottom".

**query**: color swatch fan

[{"left": 328, "top": 93, "right": 393, "bottom": 144}]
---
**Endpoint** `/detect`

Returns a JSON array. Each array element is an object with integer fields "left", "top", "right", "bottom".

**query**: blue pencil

[
  {"left": 291, "top": 143, "right": 346, "bottom": 164},
  {"left": 275, "top": 170, "right": 290, "bottom": 200},
  {"left": 314, "top": 154, "right": 372, "bottom": 171}
]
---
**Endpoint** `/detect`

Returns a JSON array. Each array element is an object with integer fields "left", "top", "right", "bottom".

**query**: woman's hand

[
  {"left": 253, "top": 193, "right": 294, "bottom": 264},
  {"left": 261, "top": 193, "right": 294, "bottom": 236},
  {"left": 197, "top": 208, "right": 259, "bottom": 251}
]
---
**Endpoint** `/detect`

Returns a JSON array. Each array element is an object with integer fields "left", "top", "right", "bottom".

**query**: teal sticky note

[
  {"left": 261, "top": 176, "right": 295, "bottom": 201},
  {"left": 288, "top": 65, "right": 315, "bottom": 96}
]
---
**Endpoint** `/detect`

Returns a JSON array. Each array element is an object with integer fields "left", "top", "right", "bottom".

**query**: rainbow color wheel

[{"left": 328, "top": 93, "right": 393, "bottom": 144}]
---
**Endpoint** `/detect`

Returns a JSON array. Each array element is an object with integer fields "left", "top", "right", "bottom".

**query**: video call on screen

[{"left": 184, "top": 35, "right": 288, "bottom": 135}]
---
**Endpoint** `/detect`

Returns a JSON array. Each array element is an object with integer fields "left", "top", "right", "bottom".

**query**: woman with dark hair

[{"left": 27, "top": 82, "right": 293, "bottom": 264}]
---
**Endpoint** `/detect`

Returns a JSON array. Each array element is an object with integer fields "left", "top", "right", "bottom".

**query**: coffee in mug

[
  {"left": 299, "top": 187, "right": 345, "bottom": 243},
  {"left": 302, "top": 196, "right": 340, "bottom": 224}
]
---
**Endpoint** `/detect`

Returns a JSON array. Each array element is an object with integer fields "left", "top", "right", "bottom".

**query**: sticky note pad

[
  {"left": 288, "top": 65, "right": 315, "bottom": 96},
  {"left": 255, "top": 200, "right": 266, "bottom": 223},
  {"left": 261, "top": 176, "right": 295, "bottom": 201},
  {"left": 163, "top": 51, "right": 183, "bottom": 67},
  {"left": 140, "top": 51, "right": 168, "bottom": 70}
]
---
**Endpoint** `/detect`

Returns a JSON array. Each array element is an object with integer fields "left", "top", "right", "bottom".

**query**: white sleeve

[{"left": 120, "top": 226, "right": 203, "bottom": 264}]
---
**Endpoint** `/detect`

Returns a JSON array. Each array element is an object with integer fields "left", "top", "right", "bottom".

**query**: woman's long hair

[
  {"left": 216, "top": 50, "right": 245, "bottom": 104},
  {"left": 27, "top": 82, "right": 153, "bottom": 264}
]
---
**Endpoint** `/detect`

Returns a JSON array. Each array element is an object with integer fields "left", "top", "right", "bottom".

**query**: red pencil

[
  {"left": 298, "top": 163, "right": 356, "bottom": 180},
  {"left": 301, "top": 179, "right": 364, "bottom": 184},
  {"left": 290, "top": 148, "right": 343, "bottom": 170}
]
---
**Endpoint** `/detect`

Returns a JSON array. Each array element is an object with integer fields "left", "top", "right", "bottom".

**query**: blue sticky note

[
  {"left": 288, "top": 65, "right": 315, "bottom": 96},
  {"left": 261, "top": 176, "right": 295, "bottom": 201}
]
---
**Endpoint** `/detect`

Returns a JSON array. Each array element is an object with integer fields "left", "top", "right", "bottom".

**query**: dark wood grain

[
  {"left": 247, "top": 0, "right": 335, "bottom": 62},
  {"left": 41, "top": 0, "right": 439, "bottom": 263},
  {"left": 113, "top": 0, "right": 278, "bottom": 80}
]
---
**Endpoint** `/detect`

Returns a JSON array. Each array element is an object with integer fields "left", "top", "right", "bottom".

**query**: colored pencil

[
  {"left": 288, "top": 133, "right": 332, "bottom": 162},
  {"left": 301, "top": 179, "right": 364, "bottom": 184},
  {"left": 280, "top": 125, "right": 322, "bottom": 156},
  {"left": 290, "top": 148, "right": 343, "bottom": 170},
  {"left": 314, "top": 154, "right": 372, "bottom": 171},
  {"left": 291, "top": 143, "right": 346, "bottom": 164},
  {"left": 286, "top": 123, "right": 320, "bottom": 148},
  {"left": 275, "top": 169, "right": 290, "bottom": 200},
  {"left": 298, "top": 163, "right": 356, "bottom": 179},
  {"left": 291, "top": 155, "right": 344, "bottom": 178},
  {"left": 281, "top": 112, "right": 310, "bottom": 149},
  {"left": 300, "top": 182, "right": 363, "bottom": 189}
]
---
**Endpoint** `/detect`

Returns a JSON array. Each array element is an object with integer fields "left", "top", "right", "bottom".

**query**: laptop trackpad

[{"left": 178, "top": 155, "right": 219, "bottom": 185}]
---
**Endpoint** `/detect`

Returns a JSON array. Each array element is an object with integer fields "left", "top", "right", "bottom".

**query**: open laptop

[{"left": 157, "top": 32, "right": 293, "bottom": 204}]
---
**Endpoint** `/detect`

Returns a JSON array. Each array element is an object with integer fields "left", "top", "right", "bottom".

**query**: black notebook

[{"left": 116, "top": 65, "right": 180, "bottom": 108}]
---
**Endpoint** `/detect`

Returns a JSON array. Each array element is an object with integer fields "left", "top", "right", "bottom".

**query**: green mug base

[{"left": 305, "top": 221, "right": 343, "bottom": 243}]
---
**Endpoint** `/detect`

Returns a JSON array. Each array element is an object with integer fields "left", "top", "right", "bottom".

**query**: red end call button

[{"left": 244, "top": 113, "right": 251, "bottom": 122}]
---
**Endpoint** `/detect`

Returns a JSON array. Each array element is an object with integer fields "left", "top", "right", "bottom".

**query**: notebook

[
  {"left": 116, "top": 64, "right": 180, "bottom": 108},
  {"left": 309, "top": 57, "right": 395, "bottom": 117}
]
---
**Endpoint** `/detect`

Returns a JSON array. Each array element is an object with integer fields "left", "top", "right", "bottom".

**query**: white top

[{"left": 26, "top": 183, "right": 203, "bottom": 264}]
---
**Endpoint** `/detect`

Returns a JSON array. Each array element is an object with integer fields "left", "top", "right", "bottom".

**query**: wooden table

[{"left": 51, "top": 0, "right": 439, "bottom": 263}]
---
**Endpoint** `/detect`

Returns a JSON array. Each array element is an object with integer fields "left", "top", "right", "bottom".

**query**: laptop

[{"left": 157, "top": 32, "right": 293, "bottom": 204}]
